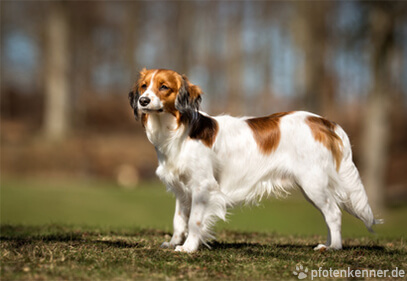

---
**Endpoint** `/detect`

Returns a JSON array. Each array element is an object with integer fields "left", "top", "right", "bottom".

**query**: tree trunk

[
  {"left": 292, "top": 2, "right": 332, "bottom": 114},
  {"left": 226, "top": 3, "right": 244, "bottom": 115},
  {"left": 43, "top": 1, "right": 71, "bottom": 141},
  {"left": 361, "top": 3, "right": 396, "bottom": 212},
  {"left": 124, "top": 2, "right": 139, "bottom": 80},
  {"left": 362, "top": 92, "right": 390, "bottom": 212}
]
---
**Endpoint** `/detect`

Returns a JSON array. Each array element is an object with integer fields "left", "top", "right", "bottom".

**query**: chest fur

[{"left": 155, "top": 154, "right": 191, "bottom": 196}]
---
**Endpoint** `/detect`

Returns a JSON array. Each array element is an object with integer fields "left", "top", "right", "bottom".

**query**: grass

[
  {"left": 1, "top": 178, "right": 407, "bottom": 280},
  {"left": 1, "top": 225, "right": 406, "bottom": 280},
  {"left": 1, "top": 178, "right": 173, "bottom": 229}
]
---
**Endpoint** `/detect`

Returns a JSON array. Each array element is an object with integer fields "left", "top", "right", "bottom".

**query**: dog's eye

[
  {"left": 160, "top": 85, "right": 169, "bottom": 91},
  {"left": 141, "top": 84, "right": 147, "bottom": 89}
]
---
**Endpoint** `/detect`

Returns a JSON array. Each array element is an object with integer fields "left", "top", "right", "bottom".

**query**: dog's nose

[{"left": 139, "top": 97, "right": 151, "bottom": 107}]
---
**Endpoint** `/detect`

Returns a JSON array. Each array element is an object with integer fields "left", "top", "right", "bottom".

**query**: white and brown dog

[{"left": 128, "top": 68, "right": 381, "bottom": 253}]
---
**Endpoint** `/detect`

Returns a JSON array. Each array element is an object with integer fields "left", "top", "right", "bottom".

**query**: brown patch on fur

[
  {"left": 181, "top": 74, "right": 202, "bottom": 100},
  {"left": 189, "top": 114, "right": 219, "bottom": 148},
  {"left": 135, "top": 69, "right": 155, "bottom": 92},
  {"left": 306, "top": 116, "right": 343, "bottom": 171},
  {"left": 246, "top": 112, "right": 294, "bottom": 155},
  {"left": 155, "top": 70, "right": 183, "bottom": 117}
]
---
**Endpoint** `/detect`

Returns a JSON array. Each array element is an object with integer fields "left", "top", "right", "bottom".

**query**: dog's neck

[{"left": 145, "top": 112, "right": 187, "bottom": 157}]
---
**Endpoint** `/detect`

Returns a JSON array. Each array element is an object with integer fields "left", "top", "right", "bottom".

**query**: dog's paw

[
  {"left": 175, "top": 245, "right": 197, "bottom": 253},
  {"left": 160, "top": 242, "right": 176, "bottom": 249},
  {"left": 314, "top": 244, "right": 327, "bottom": 252},
  {"left": 314, "top": 244, "right": 342, "bottom": 252}
]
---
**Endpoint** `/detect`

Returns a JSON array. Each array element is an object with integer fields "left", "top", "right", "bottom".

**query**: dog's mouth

[{"left": 141, "top": 108, "right": 164, "bottom": 114}]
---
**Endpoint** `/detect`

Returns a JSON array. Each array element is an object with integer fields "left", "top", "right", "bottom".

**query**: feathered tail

[{"left": 335, "top": 127, "right": 383, "bottom": 232}]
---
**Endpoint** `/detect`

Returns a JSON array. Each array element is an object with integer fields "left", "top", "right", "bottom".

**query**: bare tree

[
  {"left": 173, "top": 2, "right": 195, "bottom": 74},
  {"left": 291, "top": 2, "right": 333, "bottom": 115},
  {"left": 124, "top": 2, "right": 139, "bottom": 81},
  {"left": 361, "top": 3, "right": 398, "bottom": 211},
  {"left": 225, "top": 2, "right": 244, "bottom": 115},
  {"left": 43, "top": 1, "right": 71, "bottom": 141},
  {"left": 258, "top": 2, "right": 275, "bottom": 115}
]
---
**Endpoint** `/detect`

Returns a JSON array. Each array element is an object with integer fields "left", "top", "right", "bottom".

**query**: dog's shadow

[
  {"left": 209, "top": 240, "right": 386, "bottom": 252},
  {"left": 210, "top": 241, "right": 304, "bottom": 250}
]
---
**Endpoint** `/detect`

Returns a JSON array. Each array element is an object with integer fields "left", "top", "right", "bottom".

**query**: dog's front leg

[
  {"left": 175, "top": 183, "right": 212, "bottom": 253},
  {"left": 161, "top": 196, "right": 190, "bottom": 249}
]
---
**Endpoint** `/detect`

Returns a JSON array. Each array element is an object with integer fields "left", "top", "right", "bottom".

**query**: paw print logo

[{"left": 293, "top": 264, "right": 308, "bottom": 279}]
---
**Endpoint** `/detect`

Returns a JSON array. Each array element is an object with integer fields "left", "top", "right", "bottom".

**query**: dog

[{"left": 128, "top": 68, "right": 382, "bottom": 253}]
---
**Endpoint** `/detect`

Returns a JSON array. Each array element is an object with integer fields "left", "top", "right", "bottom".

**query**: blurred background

[{"left": 1, "top": 1, "right": 406, "bottom": 235}]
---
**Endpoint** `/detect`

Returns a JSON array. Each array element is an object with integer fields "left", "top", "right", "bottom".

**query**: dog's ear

[
  {"left": 175, "top": 75, "right": 202, "bottom": 125},
  {"left": 129, "top": 68, "right": 148, "bottom": 121},
  {"left": 128, "top": 88, "right": 140, "bottom": 121}
]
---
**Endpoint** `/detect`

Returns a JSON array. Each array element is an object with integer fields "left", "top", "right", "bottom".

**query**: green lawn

[
  {"left": 1, "top": 225, "right": 406, "bottom": 280},
  {"left": 1, "top": 178, "right": 406, "bottom": 237},
  {"left": 1, "top": 178, "right": 407, "bottom": 280}
]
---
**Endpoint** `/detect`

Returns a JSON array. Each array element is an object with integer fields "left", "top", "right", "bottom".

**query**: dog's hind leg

[
  {"left": 313, "top": 199, "right": 342, "bottom": 251},
  {"left": 298, "top": 172, "right": 343, "bottom": 251}
]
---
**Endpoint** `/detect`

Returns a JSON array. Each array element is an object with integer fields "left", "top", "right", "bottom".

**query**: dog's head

[{"left": 128, "top": 69, "right": 203, "bottom": 125}]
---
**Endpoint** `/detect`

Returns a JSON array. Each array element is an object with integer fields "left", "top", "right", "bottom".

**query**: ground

[
  {"left": 1, "top": 225, "right": 406, "bottom": 280},
  {"left": 1, "top": 178, "right": 406, "bottom": 280}
]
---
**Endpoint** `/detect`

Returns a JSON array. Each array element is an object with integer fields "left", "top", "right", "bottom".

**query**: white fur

[{"left": 144, "top": 110, "right": 380, "bottom": 253}]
